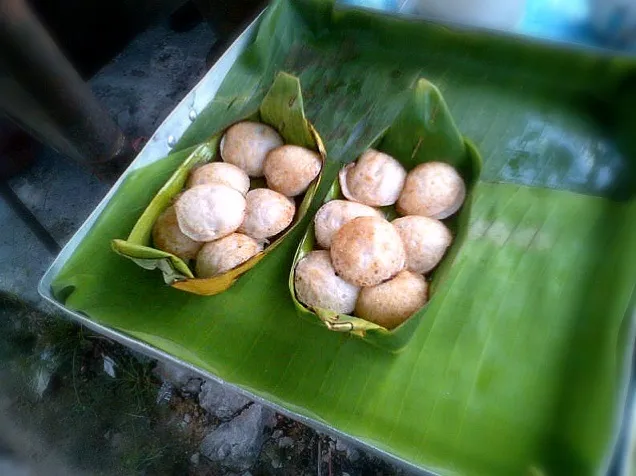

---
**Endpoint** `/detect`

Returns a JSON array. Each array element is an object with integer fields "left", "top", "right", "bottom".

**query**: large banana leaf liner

[
  {"left": 50, "top": 0, "right": 636, "bottom": 473},
  {"left": 112, "top": 72, "right": 326, "bottom": 296},
  {"left": 290, "top": 78, "right": 482, "bottom": 352}
]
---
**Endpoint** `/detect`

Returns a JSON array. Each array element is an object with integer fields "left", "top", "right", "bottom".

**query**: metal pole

[{"left": 0, "top": 0, "right": 131, "bottom": 179}]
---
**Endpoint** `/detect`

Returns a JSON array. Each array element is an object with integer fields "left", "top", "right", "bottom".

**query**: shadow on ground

[
  {"left": 0, "top": 295, "right": 189, "bottom": 475},
  {"left": 0, "top": 295, "right": 411, "bottom": 476}
]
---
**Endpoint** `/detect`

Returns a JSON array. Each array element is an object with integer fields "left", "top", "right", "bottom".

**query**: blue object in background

[
  {"left": 521, "top": 0, "right": 636, "bottom": 51},
  {"left": 339, "top": 0, "right": 398, "bottom": 11},
  {"left": 338, "top": 0, "right": 636, "bottom": 53},
  {"left": 521, "top": 0, "right": 592, "bottom": 44}
]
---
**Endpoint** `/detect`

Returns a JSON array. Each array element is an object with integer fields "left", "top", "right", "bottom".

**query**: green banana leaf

[
  {"left": 290, "top": 79, "right": 482, "bottom": 352},
  {"left": 111, "top": 143, "right": 214, "bottom": 282},
  {"left": 111, "top": 72, "right": 326, "bottom": 295},
  {"left": 49, "top": 0, "right": 636, "bottom": 474}
]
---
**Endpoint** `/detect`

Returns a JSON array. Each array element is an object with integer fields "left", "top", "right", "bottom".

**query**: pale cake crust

[
  {"left": 339, "top": 149, "right": 406, "bottom": 207},
  {"left": 238, "top": 188, "right": 295, "bottom": 239},
  {"left": 195, "top": 233, "right": 263, "bottom": 277},
  {"left": 152, "top": 206, "right": 202, "bottom": 261},
  {"left": 264, "top": 145, "right": 322, "bottom": 197},
  {"left": 220, "top": 121, "right": 283, "bottom": 177},
  {"left": 397, "top": 161, "right": 465, "bottom": 219},
  {"left": 294, "top": 250, "right": 360, "bottom": 314},
  {"left": 314, "top": 200, "right": 382, "bottom": 249},
  {"left": 392, "top": 215, "right": 452, "bottom": 274},
  {"left": 330, "top": 216, "right": 406, "bottom": 287},
  {"left": 187, "top": 162, "right": 250, "bottom": 195},
  {"left": 174, "top": 184, "right": 246, "bottom": 242},
  {"left": 355, "top": 270, "right": 428, "bottom": 329}
]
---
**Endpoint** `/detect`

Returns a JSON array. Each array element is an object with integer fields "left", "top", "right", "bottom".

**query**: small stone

[
  {"left": 40, "top": 347, "right": 54, "bottom": 362},
  {"left": 200, "top": 403, "right": 275, "bottom": 471},
  {"left": 335, "top": 439, "right": 346, "bottom": 452},
  {"left": 199, "top": 380, "right": 252, "bottom": 420},
  {"left": 262, "top": 441, "right": 280, "bottom": 468},
  {"left": 33, "top": 367, "right": 54, "bottom": 399},
  {"left": 103, "top": 356, "right": 116, "bottom": 378},
  {"left": 277, "top": 436, "right": 294, "bottom": 448},
  {"left": 335, "top": 438, "right": 360, "bottom": 462},
  {"left": 30, "top": 345, "right": 60, "bottom": 398},
  {"left": 110, "top": 433, "right": 124, "bottom": 451},
  {"left": 271, "top": 429, "right": 283, "bottom": 439},
  {"left": 154, "top": 361, "right": 199, "bottom": 388},
  {"left": 183, "top": 413, "right": 192, "bottom": 424},
  {"left": 190, "top": 453, "right": 200, "bottom": 465},
  {"left": 156, "top": 381, "right": 174, "bottom": 405},
  {"left": 182, "top": 377, "right": 203, "bottom": 395}
]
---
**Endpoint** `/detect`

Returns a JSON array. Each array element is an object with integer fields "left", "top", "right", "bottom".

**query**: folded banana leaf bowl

[
  {"left": 290, "top": 78, "right": 482, "bottom": 351},
  {"left": 111, "top": 72, "right": 327, "bottom": 296},
  {"left": 45, "top": 0, "right": 636, "bottom": 474}
]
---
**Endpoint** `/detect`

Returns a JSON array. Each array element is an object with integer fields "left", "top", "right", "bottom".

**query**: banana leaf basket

[
  {"left": 290, "top": 78, "right": 482, "bottom": 352},
  {"left": 111, "top": 72, "right": 326, "bottom": 296}
]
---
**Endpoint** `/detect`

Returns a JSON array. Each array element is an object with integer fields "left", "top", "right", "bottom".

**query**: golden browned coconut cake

[
  {"left": 294, "top": 250, "right": 360, "bottom": 314},
  {"left": 174, "top": 184, "right": 246, "bottom": 242},
  {"left": 239, "top": 188, "right": 295, "bottom": 239},
  {"left": 313, "top": 200, "right": 383, "bottom": 249},
  {"left": 187, "top": 162, "right": 250, "bottom": 195},
  {"left": 195, "top": 233, "right": 264, "bottom": 278},
  {"left": 263, "top": 145, "right": 322, "bottom": 197},
  {"left": 330, "top": 216, "right": 405, "bottom": 287},
  {"left": 339, "top": 149, "right": 406, "bottom": 207},
  {"left": 397, "top": 161, "right": 465, "bottom": 219},
  {"left": 392, "top": 215, "right": 452, "bottom": 274},
  {"left": 152, "top": 206, "right": 202, "bottom": 261},
  {"left": 355, "top": 270, "right": 428, "bottom": 329},
  {"left": 220, "top": 121, "right": 284, "bottom": 177}
]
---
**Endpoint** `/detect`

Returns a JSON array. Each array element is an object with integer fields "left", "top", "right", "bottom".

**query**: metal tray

[{"left": 39, "top": 5, "right": 636, "bottom": 475}]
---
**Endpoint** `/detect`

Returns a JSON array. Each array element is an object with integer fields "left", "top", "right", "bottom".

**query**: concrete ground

[{"left": 0, "top": 15, "right": 412, "bottom": 476}]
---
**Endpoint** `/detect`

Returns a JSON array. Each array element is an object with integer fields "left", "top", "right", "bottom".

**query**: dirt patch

[{"left": 0, "top": 294, "right": 412, "bottom": 476}]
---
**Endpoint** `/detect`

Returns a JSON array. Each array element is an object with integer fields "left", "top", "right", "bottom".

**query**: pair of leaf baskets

[{"left": 112, "top": 72, "right": 482, "bottom": 352}]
